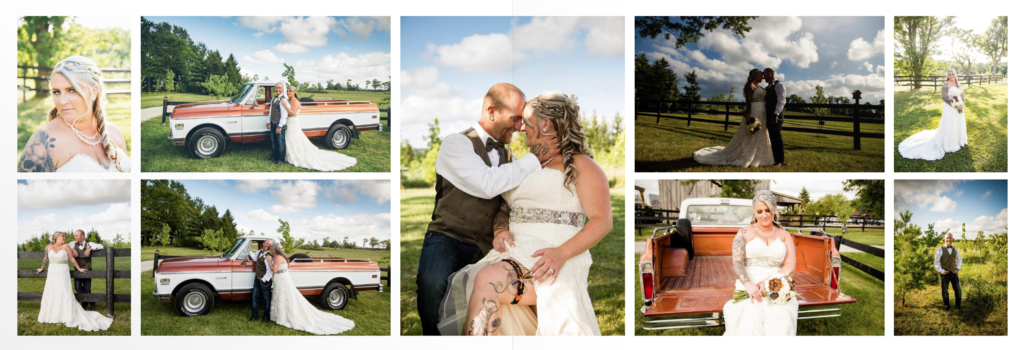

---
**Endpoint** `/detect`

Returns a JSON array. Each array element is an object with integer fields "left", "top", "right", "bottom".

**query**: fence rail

[
  {"left": 894, "top": 74, "right": 1004, "bottom": 91},
  {"left": 636, "top": 91, "right": 883, "bottom": 150},
  {"left": 18, "top": 65, "right": 132, "bottom": 102},
  {"left": 17, "top": 248, "right": 132, "bottom": 316}
]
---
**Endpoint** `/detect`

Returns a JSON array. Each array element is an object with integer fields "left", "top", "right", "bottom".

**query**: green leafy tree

[
  {"left": 981, "top": 16, "right": 1008, "bottom": 75},
  {"left": 282, "top": 63, "right": 299, "bottom": 88},
  {"left": 363, "top": 237, "right": 369, "bottom": 248},
  {"left": 950, "top": 28, "right": 980, "bottom": 77},
  {"left": 683, "top": 70, "right": 701, "bottom": 102},
  {"left": 895, "top": 16, "right": 954, "bottom": 88},
  {"left": 164, "top": 69, "right": 176, "bottom": 92},
  {"left": 160, "top": 223, "right": 171, "bottom": 246},
  {"left": 276, "top": 219, "right": 304, "bottom": 254},
  {"left": 635, "top": 16, "right": 757, "bottom": 48},
  {"left": 843, "top": 180, "right": 884, "bottom": 218},
  {"left": 201, "top": 74, "right": 237, "bottom": 98},
  {"left": 798, "top": 187, "right": 811, "bottom": 213}
]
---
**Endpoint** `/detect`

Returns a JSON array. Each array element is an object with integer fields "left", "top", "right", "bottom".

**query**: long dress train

[
  {"left": 898, "top": 84, "right": 968, "bottom": 160},
  {"left": 270, "top": 262, "right": 356, "bottom": 335},
  {"left": 284, "top": 115, "right": 358, "bottom": 171},
  {"left": 693, "top": 87, "right": 775, "bottom": 167},
  {"left": 37, "top": 249, "right": 113, "bottom": 332}
]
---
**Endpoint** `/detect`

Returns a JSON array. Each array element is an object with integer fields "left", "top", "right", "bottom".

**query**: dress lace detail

[
  {"left": 284, "top": 115, "right": 358, "bottom": 171},
  {"left": 693, "top": 87, "right": 775, "bottom": 167},
  {"left": 270, "top": 262, "right": 355, "bottom": 335},
  {"left": 723, "top": 238, "right": 797, "bottom": 336},
  {"left": 56, "top": 149, "right": 131, "bottom": 173},
  {"left": 37, "top": 249, "right": 113, "bottom": 332},
  {"left": 898, "top": 85, "right": 968, "bottom": 161},
  {"left": 510, "top": 207, "right": 586, "bottom": 228}
]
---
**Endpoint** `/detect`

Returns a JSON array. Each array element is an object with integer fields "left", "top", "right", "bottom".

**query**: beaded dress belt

[
  {"left": 750, "top": 98, "right": 766, "bottom": 102},
  {"left": 50, "top": 260, "right": 68, "bottom": 264},
  {"left": 510, "top": 207, "right": 586, "bottom": 228},
  {"left": 745, "top": 257, "right": 782, "bottom": 268}
]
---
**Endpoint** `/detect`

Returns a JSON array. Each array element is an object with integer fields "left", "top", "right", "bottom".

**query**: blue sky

[
  {"left": 173, "top": 180, "right": 391, "bottom": 245},
  {"left": 401, "top": 16, "right": 625, "bottom": 148},
  {"left": 635, "top": 16, "right": 885, "bottom": 103},
  {"left": 18, "top": 180, "right": 132, "bottom": 244},
  {"left": 895, "top": 180, "right": 1007, "bottom": 239},
  {"left": 145, "top": 16, "right": 390, "bottom": 88}
]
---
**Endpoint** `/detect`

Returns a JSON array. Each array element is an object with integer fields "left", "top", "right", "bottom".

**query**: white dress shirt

[
  {"left": 248, "top": 250, "right": 273, "bottom": 283},
  {"left": 69, "top": 241, "right": 104, "bottom": 254},
  {"left": 933, "top": 245, "right": 962, "bottom": 274},
  {"left": 266, "top": 95, "right": 288, "bottom": 129},
  {"left": 770, "top": 80, "right": 787, "bottom": 116},
  {"left": 434, "top": 122, "right": 541, "bottom": 199}
]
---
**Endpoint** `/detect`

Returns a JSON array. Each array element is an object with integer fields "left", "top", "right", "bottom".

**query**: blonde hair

[
  {"left": 750, "top": 190, "right": 783, "bottom": 228},
  {"left": 525, "top": 91, "right": 592, "bottom": 191},
  {"left": 48, "top": 56, "right": 126, "bottom": 172},
  {"left": 51, "top": 231, "right": 67, "bottom": 245}
]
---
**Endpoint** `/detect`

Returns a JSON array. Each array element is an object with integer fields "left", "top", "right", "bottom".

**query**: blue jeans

[
  {"left": 74, "top": 278, "right": 93, "bottom": 308},
  {"left": 941, "top": 272, "right": 961, "bottom": 309},
  {"left": 251, "top": 277, "right": 272, "bottom": 319},
  {"left": 270, "top": 125, "right": 287, "bottom": 161},
  {"left": 416, "top": 231, "right": 483, "bottom": 335}
]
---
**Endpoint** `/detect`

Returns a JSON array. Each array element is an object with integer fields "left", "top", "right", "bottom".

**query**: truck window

[{"left": 686, "top": 205, "right": 753, "bottom": 225}]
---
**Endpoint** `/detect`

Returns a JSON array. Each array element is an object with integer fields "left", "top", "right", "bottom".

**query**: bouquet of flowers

[
  {"left": 763, "top": 273, "right": 798, "bottom": 305},
  {"left": 747, "top": 116, "right": 762, "bottom": 134},
  {"left": 950, "top": 96, "right": 965, "bottom": 115}
]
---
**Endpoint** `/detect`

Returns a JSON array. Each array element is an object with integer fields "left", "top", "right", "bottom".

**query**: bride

[
  {"left": 18, "top": 55, "right": 130, "bottom": 172},
  {"left": 693, "top": 69, "right": 774, "bottom": 167},
  {"left": 281, "top": 86, "right": 358, "bottom": 171},
  {"left": 437, "top": 92, "right": 611, "bottom": 336},
  {"left": 898, "top": 68, "right": 969, "bottom": 160},
  {"left": 35, "top": 232, "right": 113, "bottom": 332},
  {"left": 722, "top": 191, "right": 798, "bottom": 336},
  {"left": 266, "top": 241, "right": 355, "bottom": 335}
]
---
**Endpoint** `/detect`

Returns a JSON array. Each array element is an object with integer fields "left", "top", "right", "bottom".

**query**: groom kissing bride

[
  {"left": 694, "top": 67, "right": 787, "bottom": 167},
  {"left": 416, "top": 83, "right": 613, "bottom": 336}
]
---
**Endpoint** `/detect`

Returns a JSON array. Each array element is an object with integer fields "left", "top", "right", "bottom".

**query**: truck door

[
  {"left": 229, "top": 239, "right": 261, "bottom": 300},
  {"left": 241, "top": 85, "right": 273, "bottom": 143}
]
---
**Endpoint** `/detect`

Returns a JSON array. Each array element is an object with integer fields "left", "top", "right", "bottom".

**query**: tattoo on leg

[
  {"left": 489, "top": 264, "right": 532, "bottom": 296},
  {"left": 19, "top": 130, "right": 56, "bottom": 172},
  {"left": 732, "top": 228, "right": 751, "bottom": 283},
  {"left": 466, "top": 298, "right": 501, "bottom": 335}
]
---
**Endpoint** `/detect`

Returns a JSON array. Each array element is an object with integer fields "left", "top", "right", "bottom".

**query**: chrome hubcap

[
  {"left": 183, "top": 290, "right": 207, "bottom": 313},
  {"left": 332, "top": 129, "right": 347, "bottom": 147},
  {"left": 197, "top": 135, "right": 219, "bottom": 156},
  {"left": 329, "top": 289, "right": 345, "bottom": 307}
]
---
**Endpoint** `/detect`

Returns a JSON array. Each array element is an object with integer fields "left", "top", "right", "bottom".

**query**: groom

[
  {"left": 764, "top": 68, "right": 786, "bottom": 166},
  {"left": 266, "top": 82, "right": 288, "bottom": 165},
  {"left": 934, "top": 232, "right": 962, "bottom": 311},
  {"left": 249, "top": 239, "right": 274, "bottom": 322},
  {"left": 69, "top": 229, "right": 102, "bottom": 310},
  {"left": 415, "top": 83, "right": 559, "bottom": 335}
]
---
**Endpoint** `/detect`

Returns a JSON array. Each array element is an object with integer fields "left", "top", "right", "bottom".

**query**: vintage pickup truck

[
  {"left": 152, "top": 236, "right": 387, "bottom": 316},
  {"left": 639, "top": 198, "right": 855, "bottom": 330},
  {"left": 168, "top": 82, "right": 384, "bottom": 158}
]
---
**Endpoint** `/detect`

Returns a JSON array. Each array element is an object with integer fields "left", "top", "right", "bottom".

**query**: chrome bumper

[{"left": 640, "top": 304, "right": 843, "bottom": 330}]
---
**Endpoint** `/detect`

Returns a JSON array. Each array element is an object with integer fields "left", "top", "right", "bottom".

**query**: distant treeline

[{"left": 19, "top": 228, "right": 130, "bottom": 252}]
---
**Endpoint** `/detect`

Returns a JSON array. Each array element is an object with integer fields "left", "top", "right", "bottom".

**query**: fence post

[
  {"left": 852, "top": 90, "right": 862, "bottom": 151},
  {"left": 635, "top": 99, "right": 639, "bottom": 121},
  {"left": 724, "top": 103, "right": 730, "bottom": 132},
  {"left": 656, "top": 101, "right": 662, "bottom": 124},
  {"left": 162, "top": 97, "right": 169, "bottom": 125},
  {"left": 687, "top": 99, "right": 692, "bottom": 126},
  {"left": 106, "top": 249, "right": 115, "bottom": 316}
]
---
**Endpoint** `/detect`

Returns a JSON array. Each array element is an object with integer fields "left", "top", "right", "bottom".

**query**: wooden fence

[
  {"left": 18, "top": 65, "right": 132, "bottom": 102},
  {"left": 635, "top": 209, "right": 883, "bottom": 234},
  {"left": 161, "top": 96, "right": 391, "bottom": 126},
  {"left": 17, "top": 248, "right": 132, "bottom": 316},
  {"left": 895, "top": 74, "right": 1005, "bottom": 91},
  {"left": 636, "top": 92, "right": 883, "bottom": 150}
]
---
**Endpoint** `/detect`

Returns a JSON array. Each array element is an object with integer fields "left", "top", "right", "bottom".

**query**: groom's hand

[
  {"left": 954, "top": 269, "right": 959, "bottom": 275},
  {"left": 266, "top": 123, "right": 271, "bottom": 130},
  {"left": 276, "top": 127, "right": 282, "bottom": 134},
  {"left": 493, "top": 230, "right": 514, "bottom": 253},
  {"left": 771, "top": 114, "right": 778, "bottom": 124},
  {"left": 530, "top": 133, "right": 560, "bottom": 163}
]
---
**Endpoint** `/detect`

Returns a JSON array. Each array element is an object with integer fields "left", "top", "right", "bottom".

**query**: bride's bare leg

[{"left": 464, "top": 260, "right": 537, "bottom": 335}]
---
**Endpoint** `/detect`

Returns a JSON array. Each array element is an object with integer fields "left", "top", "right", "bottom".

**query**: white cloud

[
  {"left": 433, "top": 33, "right": 518, "bottom": 74},
  {"left": 698, "top": 16, "right": 818, "bottom": 70},
  {"left": 334, "top": 16, "right": 390, "bottom": 40},
  {"left": 847, "top": 29, "right": 885, "bottom": 61},
  {"left": 580, "top": 17, "right": 625, "bottom": 56},
  {"left": 295, "top": 52, "right": 390, "bottom": 87},
  {"left": 326, "top": 180, "right": 391, "bottom": 205},
  {"left": 278, "top": 16, "right": 336, "bottom": 49},
  {"left": 401, "top": 66, "right": 457, "bottom": 97},
  {"left": 236, "top": 180, "right": 275, "bottom": 193},
  {"left": 71, "top": 202, "right": 132, "bottom": 225},
  {"left": 981, "top": 190, "right": 993, "bottom": 199},
  {"left": 965, "top": 208, "right": 1008, "bottom": 236},
  {"left": 236, "top": 16, "right": 291, "bottom": 33},
  {"left": 292, "top": 213, "right": 391, "bottom": 242},
  {"left": 18, "top": 180, "right": 131, "bottom": 210},
  {"left": 241, "top": 209, "right": 279, "bottom": 222},
  {"left": 268, "top": 180, "right": 320, "bottom": 213},
  {"left": 273, "top": 43, "right": 309, "bottom": 54},
  {"left": 894, "top": 180, "right": 960, "bottom": 213},
  {"left": 933, "top": 218, "right": 962, "bottom": 235},
  {"left": 18, "top": 203, "right": 132, "bottom": 244},
  {"left": 243, "top": 50, "right": 285, "bottom": 64}
]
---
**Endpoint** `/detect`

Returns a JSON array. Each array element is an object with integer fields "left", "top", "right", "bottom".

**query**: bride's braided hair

[
  {"left": 743, "top": 69, "right": 762, "bottom": 118},
  {"left": 48, "top": 56, "right": 125, "bottom": 172},
  {"left": 526, "top": 91, "right": 592, "bottom": 192}
]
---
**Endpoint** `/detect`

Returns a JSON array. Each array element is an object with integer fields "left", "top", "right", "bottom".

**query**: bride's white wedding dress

[
  {"left": 56, "top": 149, "right": 131, "bottom": 173},
  {"left": 284, "top": 115, "right": 357, "bottom": 171},
  {"left": 898, "top": 84, "right": 968, "bottom": 160},
  {"left": 722, "top": 238, "right": 798, "bottom": 336},
  {"left": 269, "top": 261, "right": 355, "bottom": 335},
  {"left": 693, "top": 87, "right": 775, "bottom": 167},
  {"left": 37, "top": 249, "right": 113, "bottom": 332},
  {"left": 438, "top": 168, "right": 601, "bottom": 336}
]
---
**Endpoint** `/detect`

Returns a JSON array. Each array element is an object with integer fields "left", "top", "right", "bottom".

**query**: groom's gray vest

[
  {"left": 427, "top": 128, "right": 509, "bottom": 253},
  {"left": 269, "top": 97, "right": 283, "bottom": 127},
  {"left": 69, "top": 241, "right": 92, "bottom": 270},
  {"left": 765, "top": 80, "right": 783, "bottom": 119},
  {"left": 940, "top": 246, "right": 959, "bottom": 273},
  {"left": 254, "top": 250, "right": 270, "bottom": 283}
]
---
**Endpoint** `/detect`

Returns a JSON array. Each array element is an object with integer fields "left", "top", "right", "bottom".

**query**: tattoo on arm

[
  {"left": 732, "top": 229, "right": 751, "bottom": 283},
  {"left": 493, "top": 200, "right": 510, "bottom": 233},
  {"left": 941, "top": 84, "right": 951, "bottom": 104},
  {"left": 19, "top": 130, "right": 56, "bottom": 172}
]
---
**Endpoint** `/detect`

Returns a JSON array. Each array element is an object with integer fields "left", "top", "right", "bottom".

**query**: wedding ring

[{"left": 548, "top": 268, "right": 555, "bottom": 274}]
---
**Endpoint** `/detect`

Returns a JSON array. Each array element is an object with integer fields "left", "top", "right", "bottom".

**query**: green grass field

[
  {"left": 635, "top": 113, "right": 884, "bottom": 172},
  {"left": 894, "top": 84, "right": 1007, "bottom": 172},
  {"left": 17, "top": 94, "right": 132, "bottom": 167},
  {"left": 140, "top": 90, "right": 391, "bottom": 172},
  {"left": 895, "top": 246, "right": 1007, "bottom": 335},
  {"left": 17, "top": 257, "right": 132, "bottom": 336},
  {"left": 141, "top": 248, "right": 391, "bottom": 335},
  {"left": 400, "top": 188, "right": 626, "bottom": 335},
  {"left": 634, "top": 252, "right": 885, "bottom": 335}
]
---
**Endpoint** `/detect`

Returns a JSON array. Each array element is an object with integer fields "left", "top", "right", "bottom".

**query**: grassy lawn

[
  {"left": 895, "top": 247, "right": 1007, "bottom": 335},
  {"left": 400, "top": 188, "right": 626, "bottom": 335},
  {"left": 894, "top": 84, "right": 1007, "bottom": 172},
  {"left": 141, "top": 249, "right": 391, "bottom": 335},
  {"left": 635, "top": 113, "right": 884, "bottom": 172},
  {"left": 634, "top": 253, "right": 885, "bottom": 335},
  {"left": 17, "top": 94, "right": 132, "bottom": 167},
  {"left": 18, "top": 257, "right": 132, "bottom": 335}
]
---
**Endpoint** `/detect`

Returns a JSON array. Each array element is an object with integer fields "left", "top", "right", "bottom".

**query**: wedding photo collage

[{"left": 3, "top": 0, "right": 1018, "bottom": 346}]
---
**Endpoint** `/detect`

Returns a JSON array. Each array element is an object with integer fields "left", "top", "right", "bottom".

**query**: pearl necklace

[
  {"left": 62, "top": 116, "right": 101, "bottom": 146},
  {"left": 540, "top": 156, "right": 556, "bottom": 167},
  {"left": 755, "top": 225, "right": 775, "bottom": 237}
]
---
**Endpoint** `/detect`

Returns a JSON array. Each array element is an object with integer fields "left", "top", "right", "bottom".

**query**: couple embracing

[
  {"left": 266, "top": 82, "right": 357, "bottom": 171},
  {"left": 694, "top": 68, "right": 786, "bottom": 168},
  {"left": 417, "top": 83, "right": 613, "bottom": 336}
]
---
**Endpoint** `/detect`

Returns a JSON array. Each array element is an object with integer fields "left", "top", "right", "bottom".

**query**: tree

[
  {"left": 843, "top": 180, "right": 884, "bottom": 218},
  {"left": 635, "top": 16, "right": 757, "bottom": 48},
  {"left": 277, "top": 219, "right": 303, "bottom": 255},
  {"left": 372, "top": 78, "right": 381, "bottom": 91},
  {"left": 201, "top": 74, "right": 237, "bottom": 98},
  {"left": 164, "top": 69, "right": 176, "bottom": 92},
  {"left": 370, "top": 237, "right": 380, "bottom": 249},
  {"left": 950, "top": 28, "right": 980, "bottom": 77},
  {"left": 322, "top": 236, "right": 330, "bottom": 248},
  {"left": 19, "top": 16, "right": 68, "bottom": 94},
  {"left": 160, "top": 223, "right": 171, "bottom": 246},
  {"left": 798, "top": 187, "right": 811, "bottom": 214},
  {"left": 895, "top": 210, "right": 931, "bottom": 307},
  {"left": 895, "top": 17, "right": 954, "bottom": 88},
  {"left": 363, "top": 238, "right": 368, "bottom": 248},
  {"left": 282, "top": 63, "right": 299, "bottom": 88},
  {"left": 200, "top": 229, "right": 227, "bottom": 253},
  {"left": 312, "top": 240, "right": 321, "bottom": 249},
  {"left": 981, "top": 16, "right": 1008, "bottom": 75},
  {"left": 381, "top": 239, "right": 391, "bottom": 250},
  {"left": 683, "top": 70, "right": 700, "bottom": 102},
  {"left": 810, "top": 85, "right": 827, "bottom": 116},
  {"left": 365, "top": 80, "right": 371, "bottom": 90},
  {"left": 220, "top": 209, "right": 239, "bottom": 243}
]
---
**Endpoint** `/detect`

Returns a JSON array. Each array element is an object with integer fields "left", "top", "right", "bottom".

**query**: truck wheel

[
  {"left": 289, "top": 253, "right": 310, "bottom": 262},
  {"left": 175, "top": 283, "right": 214, "bottom": 316},
  {"left": 189, "top": 127, "right": 226, "bottom": 159},
  {"left": 324, "top": 124, "right": 352, "bottom": 149},
  {"left": 320, "top": 282, "right": 349, "bottom": 310},
  {"left": 674, "top": 219, "right": 695, "bottom": 260}
]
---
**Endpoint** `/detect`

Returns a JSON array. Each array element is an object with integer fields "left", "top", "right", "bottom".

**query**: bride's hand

[
  {"left": 77, "top": 268, "right": 86, "bottom": 273},
  {"left": 36, "top": 267, "right": 44, "bottom": 273},
  {"left": 744, "top": 281, "right": 763, "bottom": 303},
  {"left": 493, "top": 229, "right": 514, "bottom": 253},
  {"left": 530, "top": 246, "right": 569, "bottom": 284}
]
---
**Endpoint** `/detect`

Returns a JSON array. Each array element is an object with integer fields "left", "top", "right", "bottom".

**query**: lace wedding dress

[
  {"left": 693, "top": 87, "right": 775, "bottom": 167},
  {"left": 898, "top": 84, "right": 969, "bottom": 160},
  {"left": 269, "top": 261, "right": 356, "bottom": 335},
  {"left": 437, "top": 168, "right": 601, "bottom": 336},
  {"left": 37, "top": 249, "right": 113, "bottom": 331},
  {"left": 284, "top": 115, "right": 357, "bottom": 171},
  {"left": 55, "top": 149, "right": 131, "bottom": 172},
  {"left": 722, "top": 238, "right": 798, "bottom": 336}
]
